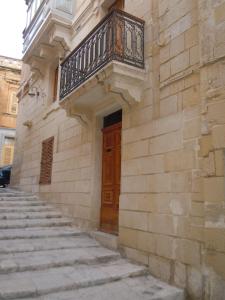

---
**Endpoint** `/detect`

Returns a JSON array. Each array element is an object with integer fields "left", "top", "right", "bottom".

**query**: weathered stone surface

[
  {"left": 0, "top": 189, "right": 184, "bottom": 300},
  {"left": 19, "top": 276, "right": 185, "bottom": 300}
]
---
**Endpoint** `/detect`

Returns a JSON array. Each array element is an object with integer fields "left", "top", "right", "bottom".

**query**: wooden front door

[{"left": 100, "top": 122, "right": 121, "bottom": 234}]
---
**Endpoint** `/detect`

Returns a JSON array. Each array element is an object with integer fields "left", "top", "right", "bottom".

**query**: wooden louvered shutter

[
  {"left": 2, "top": 145, "right": 14, "bottom": 165},
  {"left": 39, "top": 137, "right": 54, "bottom": 184},
  {"left": 10, "top": 92, "right": 18, "bottom": 114}
]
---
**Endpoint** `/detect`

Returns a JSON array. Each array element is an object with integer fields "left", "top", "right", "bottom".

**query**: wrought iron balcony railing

[{"left": 60, "top": 9, "right": 145, "bottom": 100}]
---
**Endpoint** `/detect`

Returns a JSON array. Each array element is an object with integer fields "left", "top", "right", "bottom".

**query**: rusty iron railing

[{"left": 60, "top": 9, "right": 145, "bottom": 100}]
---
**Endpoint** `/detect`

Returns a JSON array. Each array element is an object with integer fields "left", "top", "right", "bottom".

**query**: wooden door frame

[
  {"left": 100, "top": 119, "right": 122, "bottom": 234},
  {"left": 89, "top": 104, "right": 123, "bottom": 232}
]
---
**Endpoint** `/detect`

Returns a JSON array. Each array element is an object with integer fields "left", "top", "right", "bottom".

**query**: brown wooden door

[
  {"left": 108, "top": 0, "right": 124, "bottom": 11},
  {"left": 100, "top": 122, "right": 121, "bottom": 234}
]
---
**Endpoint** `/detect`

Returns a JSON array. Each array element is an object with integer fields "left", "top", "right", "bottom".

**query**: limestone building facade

[
  {"left": 0, "top": 56, "right": 21, "bottom": 167},
  {"left": 12, "top": 0, "right": 225, "bottom": 299}
]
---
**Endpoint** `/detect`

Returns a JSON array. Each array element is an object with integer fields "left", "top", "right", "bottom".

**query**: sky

[{"left": 0, "top": 0, "right": 27, "bottom": 59}]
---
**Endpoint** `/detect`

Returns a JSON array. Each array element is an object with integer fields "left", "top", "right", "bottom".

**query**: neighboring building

[
  {"left": 11, "top": 0, "right": 225, "bottom": 299},
  {"left": 0, "top": 56, "right": 21, "bottom": 167}
]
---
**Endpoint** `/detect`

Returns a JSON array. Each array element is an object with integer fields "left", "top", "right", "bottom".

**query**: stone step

[
  {"left": 19, "top": 276, "right": 185, "bottom": 300},
  {"left": 0, "top": 200, "right": 47, "bottom": 207},
  {"left": 90, "top": 231, "right": 118, "bottom": 250},
  {"left": 0, "top": 193, "right": 33, "bottom": 197},
  {"left": 0, "top": 260, "right": 147, "bottom": 299},
  {"left": 0, "top": 236, "right": 98, "bottom": 254},
  {"left": 0, "top": 247, "right": 120, "bottom": 273},
  {"left": 0, "top": 218, "right": 71, "bottom": 229},
  {"left": 0, "top": 226, "right": 84, "bottom": 240},
  {"left": 0, "top": 196, "right": 38, "bottom": 201},
  {"left": 0, "top": 211, "right": 62, "bottom": 220},
  {"left": 0, "top": 206, "right": 54, "bottom": 213}
]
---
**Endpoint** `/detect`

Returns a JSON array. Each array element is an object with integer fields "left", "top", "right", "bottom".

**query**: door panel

[
  {"left": 101, "top": 122, "right": 122, "bottom": 234},
  {"left": 108, "top": 0, "right": 124, "bottom": 11}
]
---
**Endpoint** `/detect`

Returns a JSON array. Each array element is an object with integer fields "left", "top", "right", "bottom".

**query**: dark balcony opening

[{"left": 59, "top": 9, "right": 145, "bottom": 100}]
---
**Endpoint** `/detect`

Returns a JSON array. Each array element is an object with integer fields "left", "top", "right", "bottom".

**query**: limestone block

[
  {"left": 147, "top": 173, "right": 172, "bottom": 192},
  {"left": 170, "top": 194, "right": 191, "bottom": 216},
  {"left": 174, "top": 261, "right": 187, "bottom": 288},
  {"left": 122, "top": 246, "right": 149, "bottom": 265},
  {"left": 187, "top": 266, "right": 203, "bottom": 299},
  {"left": 139, "top": 155, "right": 164, "bottom": 174},
  {"left": 190, "top": 45, "right": 199, "bottom": 65},
  {"left": 206, "top": 250, "right": 225, "bottom": 281},
  {"left": 122, "top": 140, "right": 149, "bottom": 160},
  {"left": 184, "top": 72, "right": 200, "bottom": 89},
  {"left": 122, "top": 123, "right": 153, "bottom": 144},
  {"left": 130, "top": 106, "right": 153, "bottom": 127},
  {"left": 160, "top": 61, "right": 171, "bottom": 82},
  {"left": 153, "top": 112, "right": 182, "bottom": 136},
  {"left": 150, "top": 131, "right": 182, "bottom": 155},
  {"left": 183, "top": 85, "right": 200, "bottom": 110},
  {"left": 176, "top": 239, "right": 201, "bottom": 266},
  {"left": 215, "top": 150, "right": 225, "bottom": 176},
  {"left": 185, "top": 25, "right": 199, "bottom": 49},
  {"left": 176, "top": 216, "right": 190, "bottom": 239},
  {"left": 160, "top": 44, "right": 170, "bottom": 64},
  {"left": 148, "top": 254, "right": 172, "bottom": 283},
  {"left": 150, "top": 193, "right": 172, "bottom": 214},
  {"left": 170, "top": 34, "right": 185, "bottom": 58},
  {"left": 199, "top": 135, "right": 213, "bottom": 157},
  {"left": 205, "top": 201, "right": 225, "bottom": 227},
  {"left": 121, "top": 175, "right": 149, "bottom": 193},
  {"left": 122, "top": 159, "right": 141, "bottom": 176},
  {"left": 164, "top": 149, "right": 196, "bottom": 171},
  {"left": 191, "top": 202, "right": 204, "bottom": 217},
  {"left": 171, "top": 50, "right": 189, "bottom": 75},
  {"left": 212, "top": 125, "right": 225, "bottom": 149},
  {"left": 203, "top": 177, "right": 225, "bottom": 203},
  {"left": 156, "top": 234, "right": 176, "bottom": 259},
  {"left": 171, "top": 172, "right": 192, "bottom": 193},
  {"left": 119, "top": 211, "right": 149, "bottom": 231},
  {"left": 137, "top": 230, "right": 156, "bottom": 253},
  {"left": 202, "top": 152, "right": 216, "bottom": 176},
  {"left": 148, "top": 214, "right": 176, "bottom": 236},
  {"left": 208, "top": 101, "right": 225, "bottom": 125},
  {"left": 119, "top": 194, "right": 152, "bottom": 212},
  {"left": 214, "top": 2, "right": 225, "bottom": 24},
  {"left": 167, "top": 13, "right": 192, "bottom": 41},
  {"left": 160, "top": 95, "right": 178, "bottom": 117},
  {"left": 205, "top": 228, "right": 225, "bottom": 253},
  {"left": 119, "top": 227, "right": 138, "bottom": 248}
]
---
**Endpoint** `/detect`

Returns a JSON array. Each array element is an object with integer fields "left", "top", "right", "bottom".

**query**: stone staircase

[{"left": 0, "top": 188, "right": 185, "bottom": 300}]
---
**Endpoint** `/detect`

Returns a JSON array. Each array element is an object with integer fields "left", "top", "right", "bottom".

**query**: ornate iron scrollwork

[{"left": 60, "top": 9, "right": 145, "bottom": 100}]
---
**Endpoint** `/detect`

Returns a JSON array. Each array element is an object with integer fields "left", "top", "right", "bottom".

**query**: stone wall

[{"left": 11, "top": 0, "right": 225, "bottom": 299}]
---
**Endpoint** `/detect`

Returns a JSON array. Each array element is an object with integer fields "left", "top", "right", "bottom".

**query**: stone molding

[{"left": 60, "top": 61, "right": 146, "bottom": 127}]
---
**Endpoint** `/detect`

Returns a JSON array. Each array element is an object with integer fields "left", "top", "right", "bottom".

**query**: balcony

[
  {"left": 23, "top": 0, "right": 73, "bottom": 56},
  {"left": 59, "top": 9, "right": 146, "bottom": 126}
]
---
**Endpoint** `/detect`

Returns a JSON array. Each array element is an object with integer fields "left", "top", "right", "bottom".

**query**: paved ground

[{"left": 0, "top": 188, "right": 185, "bottom": 300}]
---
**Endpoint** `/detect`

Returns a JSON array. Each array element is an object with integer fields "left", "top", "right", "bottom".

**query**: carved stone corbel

[
  {"left": 49, "top": 24, "right": 71, "bottom": 53},
  {"left": 29, "top": 56, "right": 45, "bottom": 78},
  {"left": 62, "top": 98, "right": 92, "bottom": 127}
]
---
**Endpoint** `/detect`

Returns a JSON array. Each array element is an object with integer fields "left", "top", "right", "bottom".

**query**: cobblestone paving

[{"left": 0, "top": 188, "right": 185, "bottom": 299}]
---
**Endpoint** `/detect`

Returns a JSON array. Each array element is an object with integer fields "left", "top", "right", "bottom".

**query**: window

[
  {"left": 53, "top": 67, "right": 59, "bottom": 102},
  {"left": 9, "top": 92, "right": 18, "bottom": 114},
  {"left": 1, "top": 137, "right": 15, "bottom": 166},
  {"left": 39, "top": 137, "right": 54, "bottom": 184}
]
